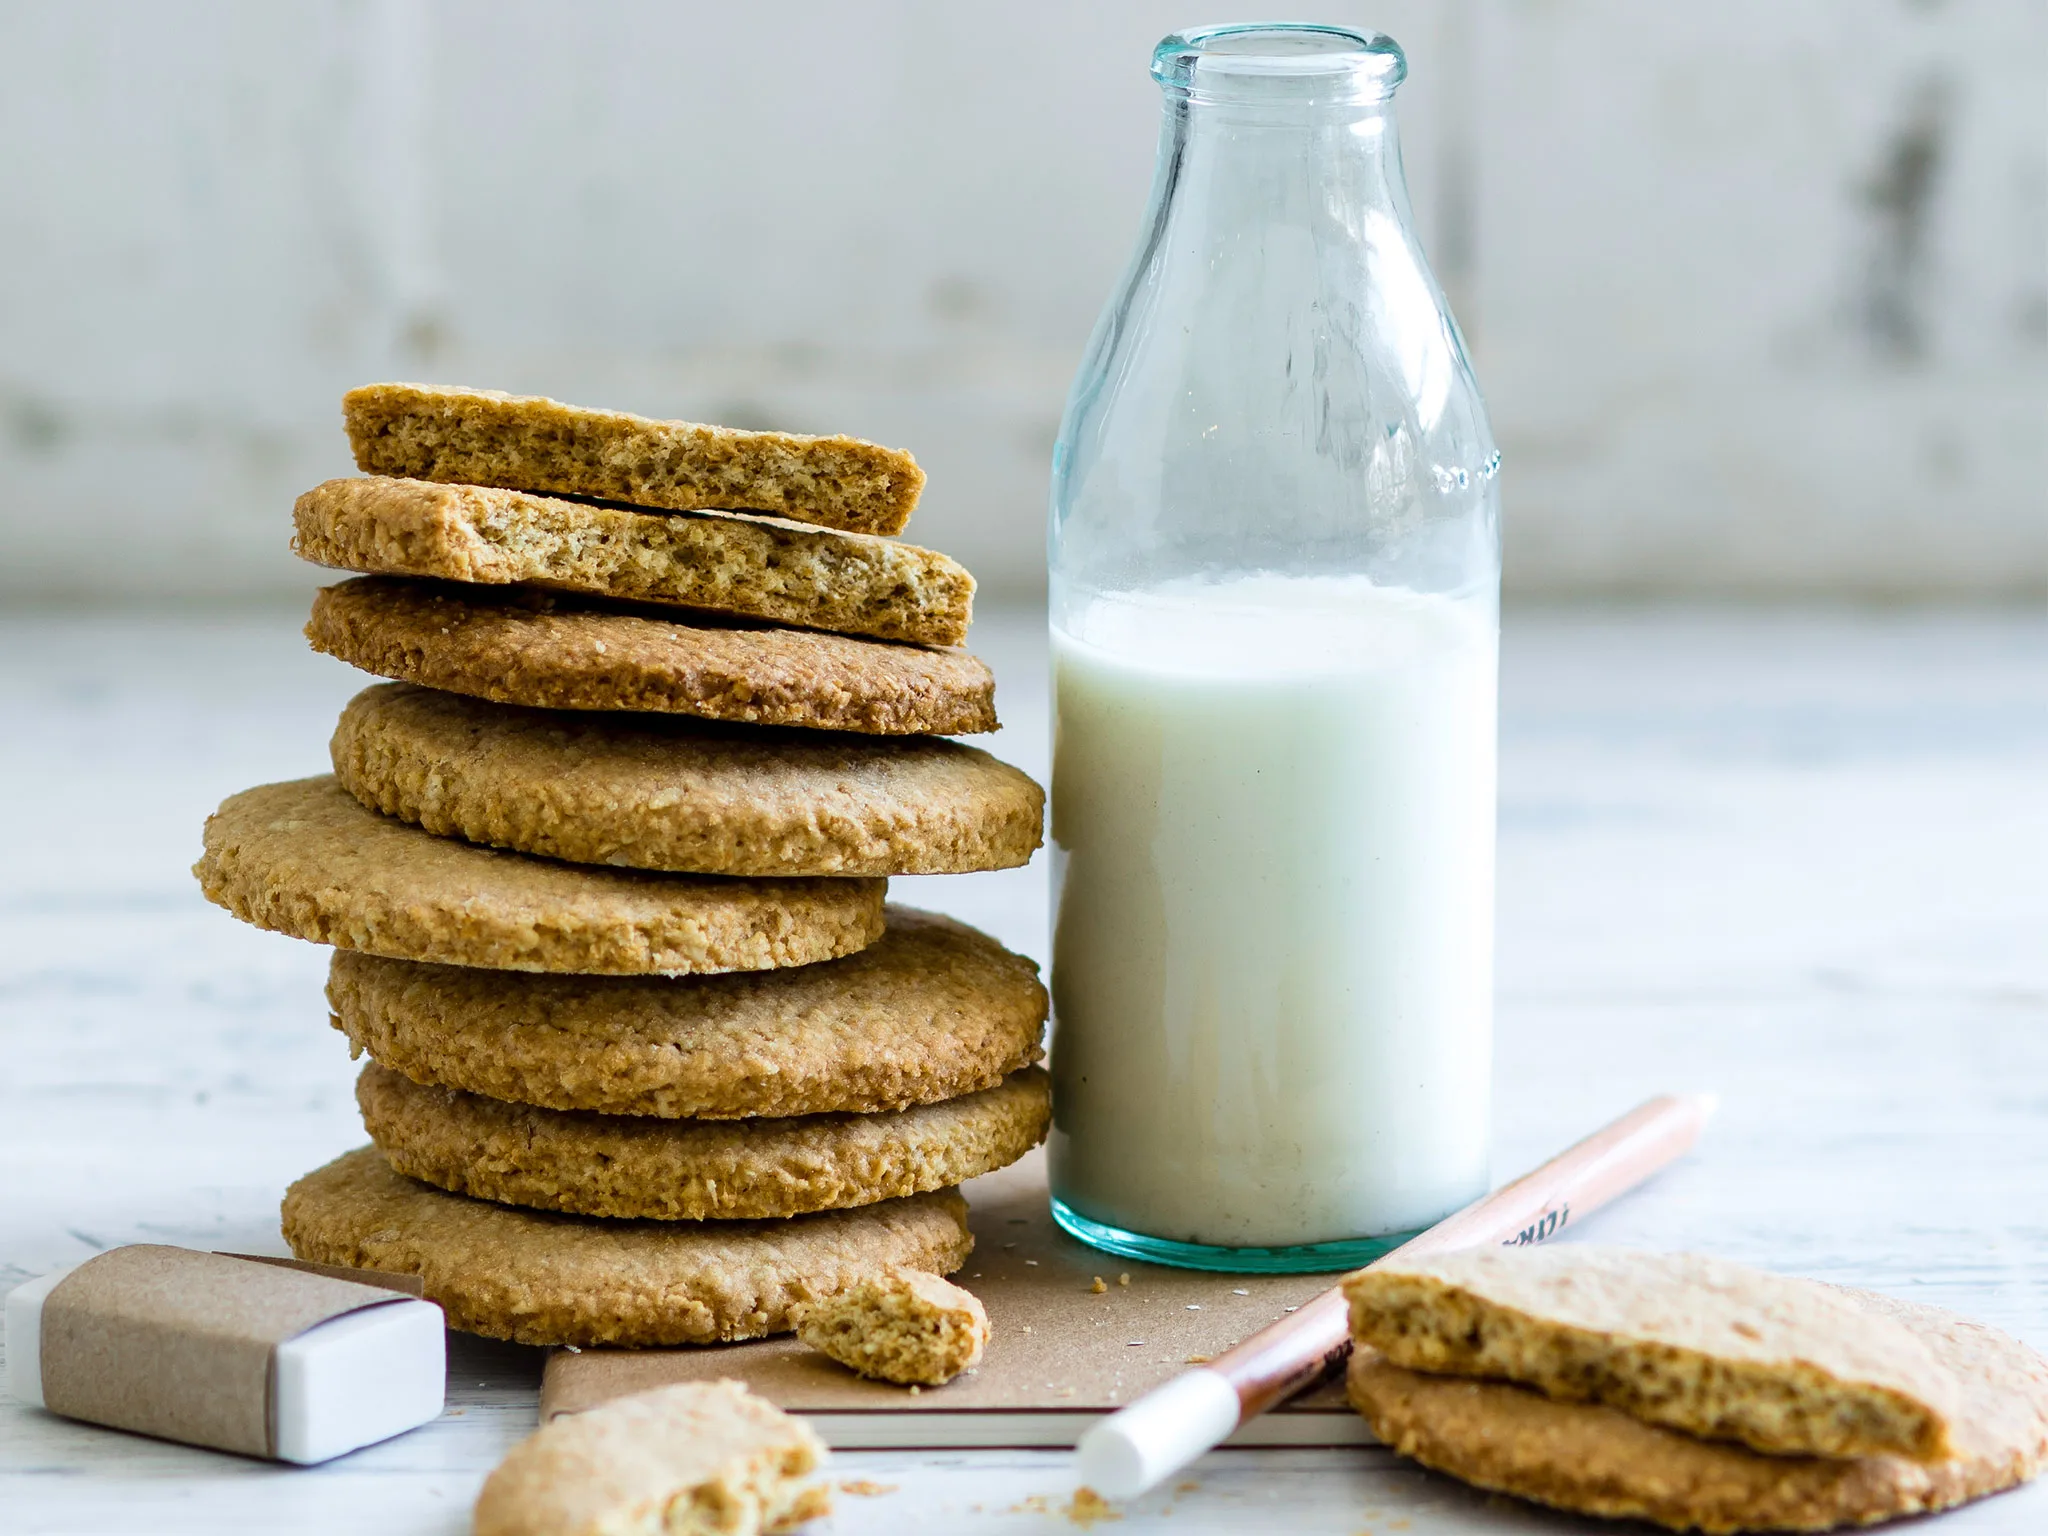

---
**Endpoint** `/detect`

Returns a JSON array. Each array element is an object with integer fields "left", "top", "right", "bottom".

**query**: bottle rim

[{"left": 1152, "top": 23, "right": 1407, "bottom": 103}]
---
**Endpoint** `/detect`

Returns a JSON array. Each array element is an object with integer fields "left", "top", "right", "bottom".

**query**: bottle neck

[
  {"left": 1155, "top": 89, "right": 1410, "bottom": 243},
  {"left": 1048, "top": 28, "right": 1497, "bottom": 609}
]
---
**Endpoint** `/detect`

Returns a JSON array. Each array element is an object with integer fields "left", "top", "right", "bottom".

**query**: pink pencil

[{"left": 1076, "top": 1093, "right": 1718, "bottom": 1499}]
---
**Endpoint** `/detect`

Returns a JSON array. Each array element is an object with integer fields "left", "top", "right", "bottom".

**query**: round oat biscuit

[
  {"left": 195, "top": 776, "right": 884, "bottom": 974},
  {"left": 327, "top": 907, "right": 1047, "bottom": 1119},
  {"left": 306, "top": 576, "right": 999, "bottom": 735},
  {"left": 472, "top": 1381, "right": 830, "bottom": 1536},
  {"left": 281, "top": 1146, "right": 974, "bottom": 1347},
  {"left": 356, "top": 1061, "right": 1051, "bottom": 1221},
  {"left": 331, "top": 683, "right": 1043, "bottom": 877},
  {"left": 1347, "top": 1288, "right": 2048, "bottom": 1533}
]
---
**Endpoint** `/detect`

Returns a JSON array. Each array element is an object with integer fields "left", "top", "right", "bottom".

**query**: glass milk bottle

[{"left": 1047, "top": 24, "right": 1500, "bottom": 1272}]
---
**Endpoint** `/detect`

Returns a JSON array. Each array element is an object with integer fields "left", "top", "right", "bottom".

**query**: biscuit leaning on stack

[
  {"left": 194, "top": 384, "right": 1052, "bottom": 1347},
  {"left": 1343, "top": 1247, "right": 2048, "bottom": 1532}
]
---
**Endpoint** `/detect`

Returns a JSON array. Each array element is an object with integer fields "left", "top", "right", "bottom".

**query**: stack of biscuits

[{"left": 193, "top": 383, "right": 1051, "bottom": 1349}]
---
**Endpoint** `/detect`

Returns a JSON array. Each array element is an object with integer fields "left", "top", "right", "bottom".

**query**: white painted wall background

[{"left": 0, "top": 0, "right": 2041, "bottom": 603}]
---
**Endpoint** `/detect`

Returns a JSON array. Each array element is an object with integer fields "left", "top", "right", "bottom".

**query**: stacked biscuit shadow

[{"left": 194, "top": 384, "right": 1050, "bottom": 1348}]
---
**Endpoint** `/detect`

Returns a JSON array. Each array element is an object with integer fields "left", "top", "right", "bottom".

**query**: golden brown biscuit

[
  {"left": 1345, "top": 1247, "right": 1958, "bottom": 1460},
  {"left": 327, "top": 907, "right": 1046, "bottom": 1119},
  {"left": 307, "top": 577, "right": 998, "bottom": 735},
  {"left": 796, "top": 1269, "right": 990, "bottom": 1386},
  {"left": 474, "top": 1380, "right": 829, "bottom": 1536},
  {"left": 345, "top": 382, "right": 922, "bottom": 535},
  {"left": 1347, "top": 1287, "right": 2048, "bottom": 1533},
  {"left": 330, "top": 683, "right": 1042, "bottom": 876},
  {"left": 295, "top": 475, "right": 971, "bottom": 646},
  {"left": 194, "top": 776, "right": 884, "bottom": 974},
  {"left": 355, "top": 1062, "right": 1051, "bottom": 1221},
  {"left": 281, "top": 1147, "right": 974, "bottom": 1347}
]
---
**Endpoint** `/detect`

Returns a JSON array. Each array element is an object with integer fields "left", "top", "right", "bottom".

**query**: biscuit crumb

[
  {"left": 1118, "top": 1273, "right": 1131, "bottom": 1287},
  {"left": 839, "top": 1479, "right": 897, "bottom": 1497},
  {"left": 1065, "top": 1486, "right": 1122, "bottom": 1526},
  {"left": 1185, "top": 1354, "right": 1211, "bottom": 1364},
  {"left": 796, "top": 1267, "right": 989, "bottom": 1385},
  {"left": 1090, "top": 1276, "right": 1107, "bottom": 1294}
]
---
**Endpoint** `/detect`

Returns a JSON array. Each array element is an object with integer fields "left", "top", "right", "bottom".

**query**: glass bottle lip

[{"left": 1152, "top": 23, "right": 1407, "bottom": 105}]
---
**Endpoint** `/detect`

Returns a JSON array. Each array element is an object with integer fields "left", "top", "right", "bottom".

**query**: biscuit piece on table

[
  {"left": 307, "top": 577, "right": 999, "bottom": 736},
  {"left": 295, "top": 475, "right": 972, "bottom": 646},
  {"left": 1345, "top": 1246, "right": 1960, "bottom": 1460},
  {"left": 355, "top": 1062, "right": 1051, "bottom": 1222},
  {"left": 326, "top": 907, "right": 1047, "bottom": 1120},
  {"left": 473, "top": 1379, "right": 828, "bottom": 1536},
  {"left": 345, "top": 382, "right": 923, "bottom": 536},
  {"left": 797, "top": 1269, "right": 991, "bottom": 1386},
  {"left": 282, "top": 1148, "right": 974, "bottom": 1347},
  {"left": 1346, "top": 1288, "right": 2048, "bottom": 1534},
  {"left": 195, "top": 776, "right": 884, "bottom": 975},
  {"left": 331, "top": 683, "right": 1043, "bottom": 876}
]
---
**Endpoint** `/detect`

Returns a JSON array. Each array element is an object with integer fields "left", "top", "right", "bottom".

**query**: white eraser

[
  {"left": 271, "top": 1299, "right": 447, "bottom": 1463},
  {"left": 6, "top": 1266, "right": 72, "bottom": 1411},
  {"left": 6, "top": 1254, "right": 446, "bottom": 1464}
]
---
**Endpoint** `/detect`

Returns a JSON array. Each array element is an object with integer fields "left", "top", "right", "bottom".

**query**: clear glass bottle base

[{"left": 1049, "top": 1197, "right": 1424, "bottom": 1275}]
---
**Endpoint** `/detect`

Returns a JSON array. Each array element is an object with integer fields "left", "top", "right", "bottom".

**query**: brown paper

[
  {"left": 540, "top": 1151, "right": 1356, "bottom": 1445},
  {"left": 40, "top": 1245, "right": 418, "bottom": 1458},
  {"left": 215, "top": 1252, "right": 428, "bottom": 1298}
]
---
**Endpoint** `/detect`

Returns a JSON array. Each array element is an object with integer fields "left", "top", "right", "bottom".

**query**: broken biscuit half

[{"left": 797, "top": 1268, "right": 990, "bottom": 1386}]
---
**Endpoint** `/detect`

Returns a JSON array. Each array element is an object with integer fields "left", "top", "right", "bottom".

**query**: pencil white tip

[{"left": 1075, "top": 1368, "right": 1240, "bottom": 1500}]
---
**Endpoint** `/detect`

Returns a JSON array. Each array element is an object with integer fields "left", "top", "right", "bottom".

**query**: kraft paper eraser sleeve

[{"left": 5, "top": 1245, "right": 445, "bottom": 1464}]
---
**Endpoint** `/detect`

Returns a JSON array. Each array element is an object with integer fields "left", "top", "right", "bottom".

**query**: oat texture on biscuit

[
  {"left": 308, "top": 576, "right": 999, "bottom": 735},
  {"left": 475, "top": 1380, "right": 828, "bottom": 1536},
  {"left": 327, "top": 907, "right": 1046, "bottom": 1118},
  {"left": 331, "top": 683, "right": 1042, "bottom": 877},
  {"left": 282, "top": 1147, "right": 974, "bottom": 1346},
  {"left": 1345, "top": 1246, "right": 1960, "bottom": 1461},
  {"left": 356, "top": 1061, "right": 1051, "bottom": 1221},
  {"left": 797, "top": 1269, "right": 991, "bottom": 1386},
  {"left": 295, "top": 475, "right": 973, "bottom": 645},
  {"left": 345, "top": 382, "right": 924, "bottom": 536},
  {"left": 194, "top": 776, "right": 884, "bottom": 975},
  {"left": 1347, "top": 1288, "right": 2048, "bottom": 1534}
]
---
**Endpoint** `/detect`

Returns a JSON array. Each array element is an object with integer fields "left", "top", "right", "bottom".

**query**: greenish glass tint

[{"left": 1051, "top": 1198, "right": 1424, "bottom": 1276}]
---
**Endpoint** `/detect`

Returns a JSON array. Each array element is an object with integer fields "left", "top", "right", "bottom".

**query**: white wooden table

[{"left": 3, "top": 603, "right": 2045, "bottom": 1533}]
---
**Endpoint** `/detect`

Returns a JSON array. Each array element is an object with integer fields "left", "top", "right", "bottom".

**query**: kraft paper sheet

[{"left": 541, "top": 1152, "right": 1355, "bottom": 1443}]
